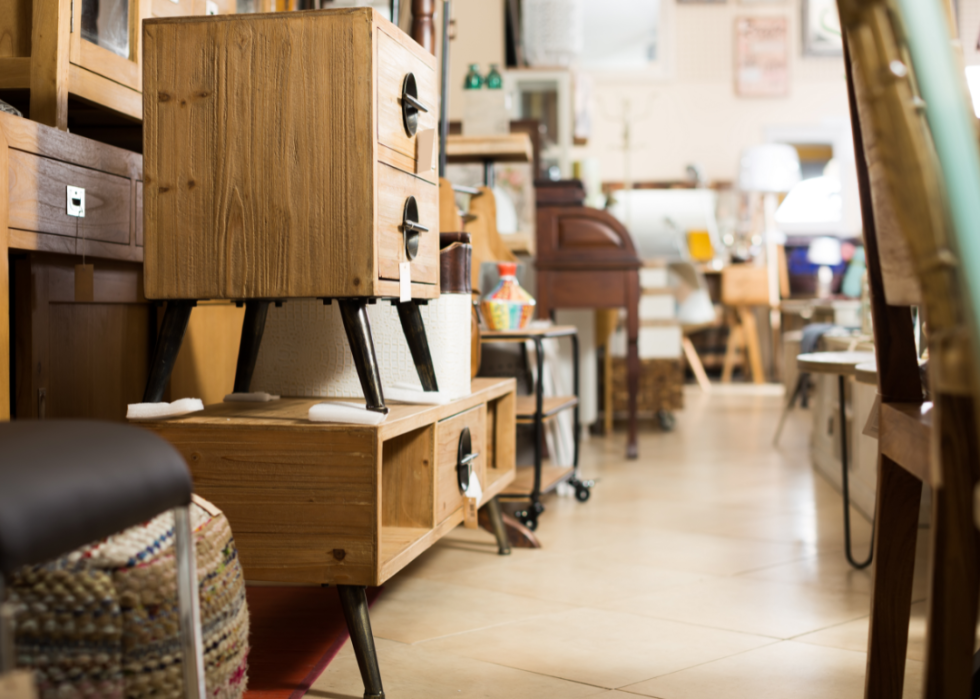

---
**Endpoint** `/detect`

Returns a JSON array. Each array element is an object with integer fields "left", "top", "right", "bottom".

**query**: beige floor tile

[
  {"left": 413, "top": 548, "right": 711, "bottom": 606},
  {"left": 570, "top": 529, "right": 816, "bottom": 577},
  {"left": 621, "top": 640, "right": 924, "bottom": 699},
  {"left": 368, "top": 576, "right": 574, "bottom": 644},
  {"left": 600, "top": 576, "right": 871, "bottom": 639},
  {"left": 419, "top": 607, "right": 774, "bottom": 689},
  {"left": 309, "top": 637, "right": 607, "bottom": 699}
]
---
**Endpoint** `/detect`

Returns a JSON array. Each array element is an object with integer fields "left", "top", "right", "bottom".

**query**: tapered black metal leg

[
  {"left": 338, "top": 299, "right": 388, "bottom": 414},
  {"left": 839, "top": 374, "right": 874, "bottom": 569},
  {"left": 484, "top": 497, "right": 511, "bottom": 555},
  {"left": 233, "top": 301, "right": 271, "bottom": 393},
  {"left": 337, "top": 585, "right": 385, "bottom": 699},
  {"left": 143, "top": 300, "right": 195, "bottom": 403},
  {"left": 396, "top": 300, "right": 439, "bottom": 392}
]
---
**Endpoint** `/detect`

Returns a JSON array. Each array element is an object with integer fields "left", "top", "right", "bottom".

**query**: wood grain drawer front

[
  {"left": 435, "top": 405, "right": 486, "bottom": 524},
  {"left": 376, "top": 28, "right": 438, "bottom": 170},
  {"left": 8, "top": 150, "right": 132, "bottom": 244},
  {"left": 377, "top": 164, "right": 438, "bottom": 284}
]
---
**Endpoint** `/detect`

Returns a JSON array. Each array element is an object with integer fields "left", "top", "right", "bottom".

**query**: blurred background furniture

[
  {"left": 535, "top": 180, "right": 642, "bottom": 458},
  {"left": 482, "top": 326, "right": 589, "bottom": 531}
]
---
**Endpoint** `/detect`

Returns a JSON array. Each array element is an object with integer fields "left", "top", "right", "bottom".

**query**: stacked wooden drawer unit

[{"left": 142, "top": 7, "right": 440, "bottom": 302}]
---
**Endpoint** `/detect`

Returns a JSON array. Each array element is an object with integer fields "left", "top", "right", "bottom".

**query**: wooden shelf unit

[
  {"left": 141, "top": 377, "right": 517, "bottom": 586},
  {"left": 481, "top": 324, "right": 588, "bottom": 529}
]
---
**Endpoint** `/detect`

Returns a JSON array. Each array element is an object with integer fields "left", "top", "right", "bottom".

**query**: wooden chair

[
  {"left": 720, "top": 265, "right": 768, "bottom": 384},
  {"left": 839, "top": 0, "right": 980, "bottom": 695}
]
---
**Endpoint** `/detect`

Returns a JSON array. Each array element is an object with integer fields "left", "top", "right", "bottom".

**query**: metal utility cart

[{"left": 481, "top": 325, "right": 592, "bottom": 530}]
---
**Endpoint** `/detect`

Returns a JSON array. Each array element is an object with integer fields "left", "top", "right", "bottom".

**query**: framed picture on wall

[
  {"left": 735, "top": 16, "right": 789, "bottom": 97},
  {"left": 802, "top": 0, "right": 843, "bottom": 56}
]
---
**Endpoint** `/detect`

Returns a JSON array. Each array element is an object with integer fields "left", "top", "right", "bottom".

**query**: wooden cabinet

[
  {"left": 0, "top": 0, "right": 236, "bottom": 130},
  {"left": 142, "top": 378, "right": 516, "bottom": 585},
  {"left": 141, "top": 8, "right": 440, "bottom": 302}
]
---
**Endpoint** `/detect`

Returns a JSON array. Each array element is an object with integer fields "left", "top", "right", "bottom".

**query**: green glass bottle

[
  {"left": 464, "top": 64, "right": 483, "bottom": 90},
  {"left": 486, "top": 64, "right": 503, "bottom": 89}
]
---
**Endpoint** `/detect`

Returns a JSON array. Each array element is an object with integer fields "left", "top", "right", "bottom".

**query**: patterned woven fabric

[{"left": 8, "top": 497, "right": 249, "bottom": 699}]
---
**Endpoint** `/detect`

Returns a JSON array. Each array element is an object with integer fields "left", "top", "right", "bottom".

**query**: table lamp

[
  {"left": 808, "top": 236, "right": 843, "bottom": 298},
  {"left": 738, "top": 144, "right": 802, "bottom": 344}
]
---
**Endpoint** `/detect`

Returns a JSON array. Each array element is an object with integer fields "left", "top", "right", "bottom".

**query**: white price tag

[
  {"left": 463, "top": 472, "right": 482, "bottom": 529},
  {"left": 399, "top": 262, "right": 411, "bottom": 303}
]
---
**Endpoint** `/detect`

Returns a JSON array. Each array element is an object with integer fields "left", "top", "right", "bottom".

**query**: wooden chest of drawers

[
  {"left": 141, "top": 378, "right": 516, "bottom": 585},
  {"left": 141, "top": 8, "right": 440, "bottom": 302}
]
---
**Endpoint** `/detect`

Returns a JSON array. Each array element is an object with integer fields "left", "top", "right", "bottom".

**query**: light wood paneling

[
  {"left": 0, "top": 0, "right": 32, "bottom": 57},
  {"left": 68, "top": 64, "right": 142, "bottom": 120},
  {"left": 29, "top": 0, "right": 71, "bottom": 129},
  {"left": 381, "top": 425, "right": 436, "bottom": 529},
  {"left": 169, "top": 301, "right": 245, "bottom": 405},
  {"left": 0, "top": 57, "right": 30, "bottom": 87}
]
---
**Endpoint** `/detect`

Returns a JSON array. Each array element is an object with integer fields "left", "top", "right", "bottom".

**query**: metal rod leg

[
  {"left": 396, "top": 301, "right": 439, "bottom": 392},
  {"left": 143, "top": 301, "right": 195, "bottom": 403},
  {"left": 773, "top": 373, "right": 807, "bottom": 447},
  {"left": 233, "top": 301, "right": 271, "bottom": 393},
  {"left": 337, "top": 585, "right": 385, "bottom": 699},
  {"left": 175, "top": 506, "right": 205, "bottom": 699},
  {"left": 839, "top": 375, "right": 874, "bottom": 569},
  {"left": 338, "top": 300, "right": 388, "bottom": 414},
  {"left": 485, "top": 497, "right": 512, "bottom": 555},
  {"left": 0, "top": 577, "right": 14, "bottom": 673}
]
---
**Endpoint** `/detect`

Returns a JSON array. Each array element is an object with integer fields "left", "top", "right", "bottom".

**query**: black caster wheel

[
  {"left": 657, "top": 410, "right": 676, "bottom": 432},
  {"left": 574, "top": 483, "right": 591, "bottom": 502},
  {"left": 515, "top": 510, "right": 538, "bottom": 531},
  {"left": 531, "top": 500, "right": 545, "bottom": 515}
]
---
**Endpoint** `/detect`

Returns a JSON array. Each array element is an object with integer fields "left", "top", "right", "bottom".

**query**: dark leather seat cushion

[{"left": 0, "top": 420, "right": 192, "bottom": 576}]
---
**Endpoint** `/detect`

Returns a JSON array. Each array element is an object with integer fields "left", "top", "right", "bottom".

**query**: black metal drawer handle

[
  {"left": 401, "top": 73, "right": 429, "bottom": 137},
  {"left": 457, "top": 427, "right": 479, "bottom": 492},
  {"left": 401, "top": 196, "right": 428, "bottom": 260}
]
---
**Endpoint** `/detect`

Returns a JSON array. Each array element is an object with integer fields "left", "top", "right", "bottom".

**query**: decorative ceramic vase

[{"left": 481, "top": 262, "right": 536, "bottom": 331}]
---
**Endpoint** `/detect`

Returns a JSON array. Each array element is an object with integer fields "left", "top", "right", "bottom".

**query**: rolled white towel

[
  {"left": 127, "top": 398, "right": 204, "bottom": 420},
  {"left": 385, "top": 382, "right": 451, "bottom": 405},
  {"left": 308, "top": 402, "right": 387, "bottom": 425},
  {"left": 224, "top": 392, "right": 280, "bottom": 402}
]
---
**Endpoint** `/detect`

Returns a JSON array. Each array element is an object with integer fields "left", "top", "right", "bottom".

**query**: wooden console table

[{"left": 140, "top": 377, "right": 516, "bottom": 698}]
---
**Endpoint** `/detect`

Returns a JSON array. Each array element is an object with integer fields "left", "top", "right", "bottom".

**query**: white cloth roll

[
  {"left": 308, "top": 402, "right": 387, "bottom": 425},
  {"left": 127, "top": 398, "right": 204, "bottom": 420}
]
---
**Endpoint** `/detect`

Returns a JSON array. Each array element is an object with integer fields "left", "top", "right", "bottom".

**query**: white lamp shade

[
  {"left": 807, "top": 236, "right": 843, "bottom": 266},
  {"left": 739, "top": 144, "right": 802, "bottom": 193}
]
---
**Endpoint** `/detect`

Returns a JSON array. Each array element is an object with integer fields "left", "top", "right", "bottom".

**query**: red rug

[{"left": 244, "top": 586, "right": 383, "bottom": 699}]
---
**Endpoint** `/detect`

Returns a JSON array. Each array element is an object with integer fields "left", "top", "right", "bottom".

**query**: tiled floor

[{"left": 310, "top": 385, "right": 930, "bottom": 699}]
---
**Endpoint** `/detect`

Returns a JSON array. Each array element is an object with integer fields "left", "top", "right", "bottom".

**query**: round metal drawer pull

[
  {"left": 401, "top": 196, "right": 428, "bottom": 261},
  {"left": 457, "top": 427, "right": 479, "bottom": 493},
  {"left": 401, "top": 73, "right": 429, "bottom": 137}
]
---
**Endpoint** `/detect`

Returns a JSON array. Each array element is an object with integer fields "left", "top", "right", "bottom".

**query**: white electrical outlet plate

[{"left": 66, "top": 186, "right": 85, "bottom": 218}]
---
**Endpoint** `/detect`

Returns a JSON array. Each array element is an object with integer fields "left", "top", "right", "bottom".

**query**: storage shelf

[
  {"left": 516, "top": 395, "right": 578, "bottom": 423},
  {"left": 501, "top": 464, "right": 575, "bottom": 497},
  {"left": 445, "top": 134, "right": 533, "bottom": 164}
]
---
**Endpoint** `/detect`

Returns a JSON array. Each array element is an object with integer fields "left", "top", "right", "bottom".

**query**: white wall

[{"left": 575, "top": 0, "right": 851, "bottom": 183}]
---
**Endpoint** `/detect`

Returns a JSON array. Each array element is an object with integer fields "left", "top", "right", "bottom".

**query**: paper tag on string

[
  {"left": 399, "top": 262, "right": 411, "bottom": 303},
  {"left": 463, "top": 472, "right": 482, "bottom": 529},
  {"left": 416, "top": 128, "right": 437, "bottom": 174}
]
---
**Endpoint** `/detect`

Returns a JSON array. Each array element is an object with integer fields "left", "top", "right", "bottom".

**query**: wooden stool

[{"left": 797, "top": 350, "right": 877, "bottom": 569}]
